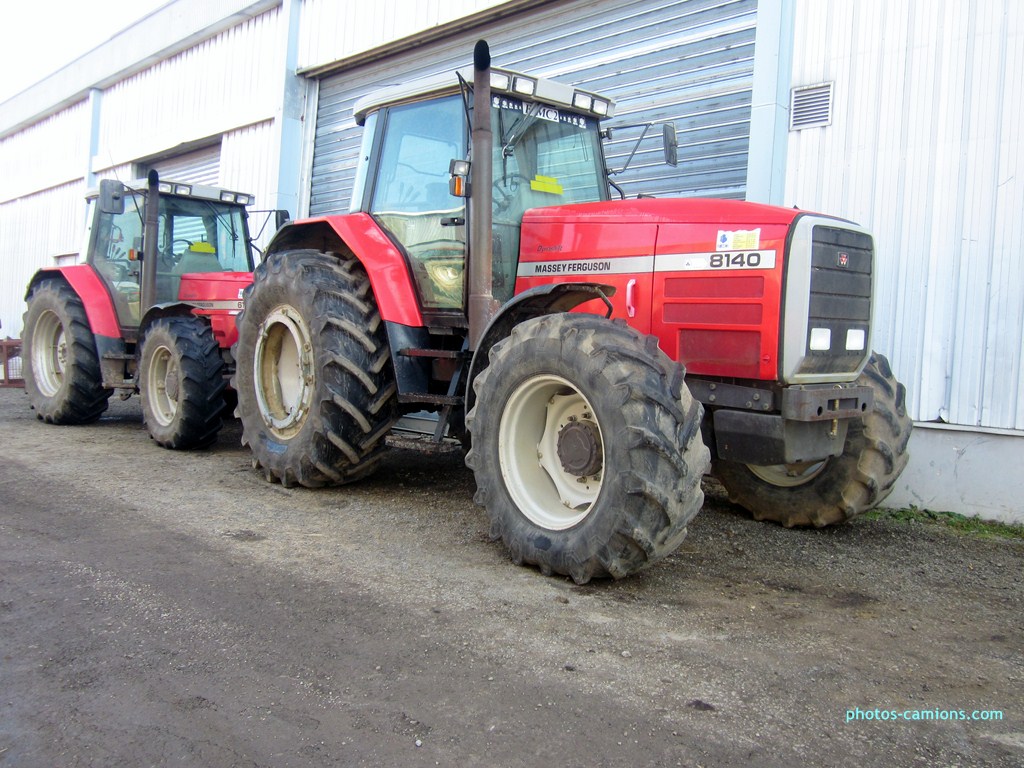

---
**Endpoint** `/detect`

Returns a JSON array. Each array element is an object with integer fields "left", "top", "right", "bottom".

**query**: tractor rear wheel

[
  {"left": 22, "top": 280, "right": 111, "bottom": 424},
  {"left": 233, "top": 249, "right": 398, "bottom": 487},
  {"left": 465, "top": 314, "right": 709, "bottom": 583},
  {"left": 139, "top": 317, "right": 226, "bottom": 449},
  {"left": 713, "top": 352, "right": 912, "bottom": 526}
]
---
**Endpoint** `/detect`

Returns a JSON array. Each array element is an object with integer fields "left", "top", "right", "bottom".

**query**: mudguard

[
  {"left": 464, "top": 283, "right": 615, "bottom": 412},
  {"left": 266, "top": 214, "right": 424, "bottom": 327},
  {"left": 26, "top": 266, "right": 120, "bottom": 338}
]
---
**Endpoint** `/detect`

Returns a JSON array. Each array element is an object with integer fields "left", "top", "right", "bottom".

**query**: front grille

[{"left": 799, "top": 225, "right": 872, "bottom": 375}]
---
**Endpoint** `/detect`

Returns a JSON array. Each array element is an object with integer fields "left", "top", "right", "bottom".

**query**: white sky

[{"left": 0, "top": 0, "right": 168, "bottom": 103}]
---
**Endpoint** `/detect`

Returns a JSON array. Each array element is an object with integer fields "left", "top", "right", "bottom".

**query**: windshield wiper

[{"left": 500, "top": 102, "right": 542, "bottom": 156}]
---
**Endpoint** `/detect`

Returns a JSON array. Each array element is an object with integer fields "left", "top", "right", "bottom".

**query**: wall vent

[{"left": 790, "top": 82, "right": 833, "bottom": 130}]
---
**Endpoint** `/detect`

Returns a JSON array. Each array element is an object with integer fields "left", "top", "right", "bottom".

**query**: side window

[
  {"left": 371, "top": 97, "right": 464, "bottom": 213},
  {"left": 91, "top": 197, "right": 145, "bottom": 325},
  {"left": 370, "top": 96, "right": 467, "bottom": 310}
]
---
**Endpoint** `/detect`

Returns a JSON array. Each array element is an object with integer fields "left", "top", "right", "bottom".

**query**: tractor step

[
  {"left": 398, "top": 347, "right": 467, "bottom": 360},
  {"left": 398, "top": 393, "right": 462, "bottom": 406},
  {"left": 385, "top": 433, "right": 462, "bottom": 454}
]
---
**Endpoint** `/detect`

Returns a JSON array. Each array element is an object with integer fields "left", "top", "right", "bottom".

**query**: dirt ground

[{"left": 0, "top": 386, "right": 1021, "bottom": 767}]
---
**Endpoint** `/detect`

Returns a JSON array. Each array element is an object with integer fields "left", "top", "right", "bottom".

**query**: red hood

[{"left": 522, "top": 197, "right": 807, "bottom": 227}]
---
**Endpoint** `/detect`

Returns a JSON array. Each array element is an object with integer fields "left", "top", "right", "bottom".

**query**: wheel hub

[
  {"left": 253, "top": 305, "right": 314, "bottom": 439},
  {"left": 556, "top": 419, "right": 603, "bottom": 477},
  {"left": 497, "top": 375, "right": 605, "bottom": 531},
  {"left": 164, "top": 368, "right": 180, "bottom": 402},
  {"left": 146, "top": 343, "right": 179, "bottom": 427}
]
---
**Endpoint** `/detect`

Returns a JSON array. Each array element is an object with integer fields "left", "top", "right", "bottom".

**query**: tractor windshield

[
  {"left": 158, "top": 196, "right": 252, "bottom": 274},
  {"left": 489, "top": 95, "right": 607, "bottom": 300},
  {"left": 492, "top": 94, "right": 607, "bottom": 208}
]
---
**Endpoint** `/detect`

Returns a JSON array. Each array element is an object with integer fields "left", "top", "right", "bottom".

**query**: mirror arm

[{"left": 606, "top": 122, "right": 654, "bottom": 177}]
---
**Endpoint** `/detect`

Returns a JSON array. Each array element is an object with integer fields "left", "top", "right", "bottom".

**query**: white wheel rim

[
  {"left": 498, "top": 374, "right": 604, "bottom": 531},
  {"left": 253, "top": 305, "right": 314, "bottom": 439},
  {"left": 749, "top": 460, "right": 828, "bottom": 487},
  {"left": 32, "top": 309, "right": 66, "bottom": 397},
  {"left": 146, "top": 343, "right": 178, "bottom": 427}
]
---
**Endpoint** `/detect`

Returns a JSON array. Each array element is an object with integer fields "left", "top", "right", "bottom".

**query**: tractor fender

[
  {"left": 26, "top": 265, "right": 120, "bottom": 338},
  {"left": 138, "top": 302, "right": 200, "bottom": 339},
  {"left": 140, "top": 301, "right": 239, "bottom": 352},
  {"left": 265, "top": 214, "right": 423, "bottom": 327},
  {"left": 465, "top": 282, "right": 616, "bottom": 413}
]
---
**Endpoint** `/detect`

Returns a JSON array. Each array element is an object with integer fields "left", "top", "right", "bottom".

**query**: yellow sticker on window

[{"left": 530, "top": 175, "right": 564, "bottom": 195}]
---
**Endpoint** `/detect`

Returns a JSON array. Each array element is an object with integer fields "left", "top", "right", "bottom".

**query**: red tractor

[
  {"left": 234, "top": 42, "right": 912, "bottom": 582},
  {"left": 22, "top": 173, "right": 256, "bottom": 448}
]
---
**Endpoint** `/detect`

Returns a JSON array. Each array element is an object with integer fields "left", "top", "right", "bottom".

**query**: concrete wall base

[{"left": 883, "top": 422, "right": 1023, "bottom": 525}]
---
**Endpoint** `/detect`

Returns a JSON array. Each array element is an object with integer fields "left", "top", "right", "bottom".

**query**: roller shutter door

[
  {"left": 309, "top": 0, "right": 757, "bottom": 216},
  {"left": 146, "top": 144, "right": 221, "bottom": 186}
]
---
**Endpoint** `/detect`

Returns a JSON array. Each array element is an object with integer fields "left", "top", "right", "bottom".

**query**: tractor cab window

[
  {"left": 156, "top": 196, "right": 252, "bottom": 304},
  {"left": 370, "top": 95, "right": 467, "bottom": 311},
  {"left": 490, "top": 96, "right": 607, "bottom": 301},
  {"left": 91, "top": 193, "right": 146, "bottom": 326}
]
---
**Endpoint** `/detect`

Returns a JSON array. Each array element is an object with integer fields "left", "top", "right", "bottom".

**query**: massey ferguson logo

[{"left": 837, "top": 252, "right": 850, "bottom": 268}]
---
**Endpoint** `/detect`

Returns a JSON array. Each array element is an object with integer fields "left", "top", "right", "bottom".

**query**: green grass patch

[{"left": 864, "top": 506, "right": 1024, "bottom": 540}]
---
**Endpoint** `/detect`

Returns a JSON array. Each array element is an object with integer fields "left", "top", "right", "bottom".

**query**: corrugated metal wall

[
  {"left": 0, "top": 182, "right": 85, "bottom": 334},
  {"left": 297, "top": 0, "right": 510, "bottom": 69},
  {"left": 306, "top": 0, "right": 758, "bottom": 216},
  {"left": 0, "top": 100, "right": 91, "bottom": 331},
  {"left": 785, "top": 0, "right": 1024, "bottom": 431},
  {"left": 95, "top": 7, "right": 282, "bottom": 176},
  {"left": 0, "top": 102, "right": 90, "bottom": 203},
  {"left": 221, "top": 119, "right": 282, "bottom": 249},
  {"left": 0, "top": 4, "right": 286, "bottom": 335}
]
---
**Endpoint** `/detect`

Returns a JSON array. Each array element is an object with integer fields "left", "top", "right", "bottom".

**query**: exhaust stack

[{"left": 467, "top": 40, "right": 497, "bottom": 351}]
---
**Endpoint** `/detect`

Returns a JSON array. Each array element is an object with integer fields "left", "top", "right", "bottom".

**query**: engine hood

[{"left": 522, "top": 197, "right": 806, "bottom": 228}]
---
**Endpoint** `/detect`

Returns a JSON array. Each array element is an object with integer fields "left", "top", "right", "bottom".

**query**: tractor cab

[
  {"left": 349, "top": 68, "right": 618, "bottom": 316},
  {"left": 87, "top": 177, "right": 255, "bottom": 331}
]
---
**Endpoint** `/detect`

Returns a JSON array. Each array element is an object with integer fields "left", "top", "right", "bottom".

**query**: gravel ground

[{"left": 0, "top": 386, "right": 1021, "bottom": 767}]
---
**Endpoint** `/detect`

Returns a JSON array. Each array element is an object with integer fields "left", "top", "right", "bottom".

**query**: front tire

[
  {"left": 233, "top": 249, "right": 399, "bottom": 487},
  {"left": 714, "top": 352, "right": 912, "bottom": 526},
  {"left": 22, "top": 280, "right": 111, "bottom": 424},
  {"left": 139, "top": 317, "right": 226, "bottom": 449},
  {"left": 466, "top": 314, "right": 709, "bottom": 583}
]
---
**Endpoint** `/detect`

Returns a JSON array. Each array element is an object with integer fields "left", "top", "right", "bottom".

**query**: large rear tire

[
  {"left": 22, "top": 280, "right": 111, "bottom": 424},
  {"left": 139, "top": 317, "right": 226, "bottom": 449},
  {"left": 713, "top": 352, "right": 912, "bottom": 527},
  {"left": 233, "top": 249, "right": 398, "bottom": 487},
  {"left": 465, "top": 314, "right": 709, "bottom": 583}
]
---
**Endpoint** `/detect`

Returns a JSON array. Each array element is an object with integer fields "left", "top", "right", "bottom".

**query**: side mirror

[
  {"left": 98, "top": 179, "right": 126, "bottom": 215},
  {"left": 274, "top": 210, "right": 291, "bottom": 230},
  {"left": 662, "top": 123, "right": 679, "bottom": 167}
]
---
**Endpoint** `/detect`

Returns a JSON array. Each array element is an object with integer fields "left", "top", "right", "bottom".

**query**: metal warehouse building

[{"left": 1, "top": 0, "right": 1021, "bottom": 522}]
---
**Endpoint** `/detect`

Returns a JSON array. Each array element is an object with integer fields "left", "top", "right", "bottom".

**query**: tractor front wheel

[
  {"left": 139, "top": 317, "right": 226, "bottom": 449},
  {"left": 22, "top": 280, "right": 111, "bottom": 424},
  {"left": 713, "top": 352, "right": 912, "bottom": 526},
  {"left": 466, "top": 314, "right": 709, "bottom": 583},
  {"left": 232, "top": 249, "right": 398, "bottom": 487}
]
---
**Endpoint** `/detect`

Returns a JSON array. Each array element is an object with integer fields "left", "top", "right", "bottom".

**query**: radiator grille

[{"left": 798, "top": 225, "right": 872, "bottom": 375}]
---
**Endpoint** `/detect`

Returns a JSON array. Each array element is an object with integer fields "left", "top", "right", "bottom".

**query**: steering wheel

[
  {"left": 493, "top": 174, "right": 532, "bottom": 214},
  {"left": 162, "top": 238, "right": 194, "bottom": 268}
]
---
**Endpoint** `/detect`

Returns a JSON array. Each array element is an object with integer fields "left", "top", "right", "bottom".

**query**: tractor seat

[{"left": 174, "top": 242, "right": 221, "bottom": 274}]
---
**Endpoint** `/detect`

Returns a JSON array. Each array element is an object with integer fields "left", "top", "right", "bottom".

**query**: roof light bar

[
  {"left": 490, "top": 71, "right": 511, "bottom": 91},
  {"left": 487, "top": 67, "right": 616, "bottom": 118},
  {"left": 512, "top": 76, "right": 536, "bottom": 96}
]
